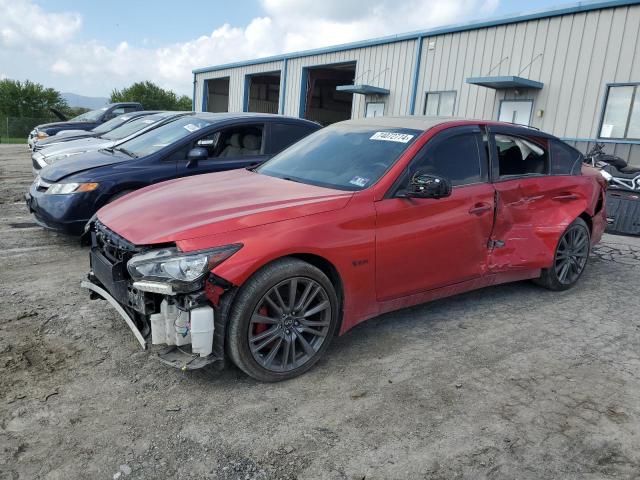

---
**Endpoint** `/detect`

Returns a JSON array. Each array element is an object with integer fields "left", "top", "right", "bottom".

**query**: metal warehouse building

[{"left": 193, "top": 0, "right": 640, "bottom": 164}]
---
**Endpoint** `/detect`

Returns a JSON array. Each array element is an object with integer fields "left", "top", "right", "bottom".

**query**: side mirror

[
  {"left": 407, "top": 172, "right": 452, "bottom": 199},
  {"left": 186, "top": 147, "right": 208, "bottom": 167}
]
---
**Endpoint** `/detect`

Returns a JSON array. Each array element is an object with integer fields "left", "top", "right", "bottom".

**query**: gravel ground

[{"left": 1, "top": 144, "right": 640, "bottom": 480}]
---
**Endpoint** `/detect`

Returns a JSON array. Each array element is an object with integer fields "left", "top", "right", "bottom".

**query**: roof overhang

[
  {"left": 466, "top": 76, "right": 544, "bottom": 90},
  {"left": 336, "top": 84, "right": 390, "bottom": 95}
]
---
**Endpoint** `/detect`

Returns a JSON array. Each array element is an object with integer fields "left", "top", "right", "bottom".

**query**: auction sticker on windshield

[
  {"left": 349, "top": 176, "right": 370, "bottom": 187},
  {"left": 183, "top": 123, "right": 201, "bottom": 133},
  {"left": 370, "top": 131, "right": 414, "bottom": 143}
]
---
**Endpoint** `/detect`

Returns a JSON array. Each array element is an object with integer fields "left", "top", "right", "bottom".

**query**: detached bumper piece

[
  {"left": 606, "top": 190, "right": 640, "bottom": 235},
  {"left": 81, "top": 280, "right": 147, "bottom": 349}
]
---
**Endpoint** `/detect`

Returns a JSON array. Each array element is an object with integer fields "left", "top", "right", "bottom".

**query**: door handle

[
  {"left": 469, "top": 202, "right": 492, "bottom": 215},
  {"left": 552, "top": 193, "right": 579, "bottom": 201}
]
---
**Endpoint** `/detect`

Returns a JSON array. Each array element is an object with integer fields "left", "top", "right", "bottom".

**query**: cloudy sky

[{"left": 0, "top": 0, "right": 561, "bottom": 97}]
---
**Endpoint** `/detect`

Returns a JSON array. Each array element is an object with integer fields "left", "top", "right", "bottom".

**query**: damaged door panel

[
  {"left": 486, "top": 128, "right": 594, "bottom": 272},
  {"left": 489, "top": 178, "right": 590, "bottom": 271}
]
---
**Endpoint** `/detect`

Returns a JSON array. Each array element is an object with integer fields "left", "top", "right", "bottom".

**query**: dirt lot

[{"left": 1, "top": 144, "right": 640, "bottom": 480}]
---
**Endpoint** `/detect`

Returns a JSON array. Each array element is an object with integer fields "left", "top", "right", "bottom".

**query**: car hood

[
  {"left": 40, "top": 137, "right": 112, "bottom": 159},
  {"left": 38, "top": 121, "right": 96, "bottom": 131},
  {"left": 98, "top": 169, "right": 353, "bottom": 245},
  {"left": 39, "top": 149, "right": 129, "bottom": 182},
  {"left": 37, "top": 131, "right": 95, "bottom": 146}
]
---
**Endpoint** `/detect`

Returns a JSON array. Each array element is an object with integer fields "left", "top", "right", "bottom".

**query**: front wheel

[
  {"left": 227, "top": 258, "right": 339, "bottom": 382},
  {"left": 535, "top": 217, "right": 591, "bottom": 291}
]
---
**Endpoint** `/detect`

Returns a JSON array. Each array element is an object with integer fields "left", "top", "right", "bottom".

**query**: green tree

[
  {"left": 0, "top": 79, "right": 68, "bottom": 118},
  {"left": 110, "top": 81, "right": 192, "bottom": 111}
]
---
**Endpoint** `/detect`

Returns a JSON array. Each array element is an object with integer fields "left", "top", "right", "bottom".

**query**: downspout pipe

[
  {"left": 278, "top": 58, "right": 288, "bottom": 115},
  {"left": 409, "top": 36, "right": 424, "bottom": 115},
  {"left": 192, "top": 74, "right": 196, "bottom": 111}
]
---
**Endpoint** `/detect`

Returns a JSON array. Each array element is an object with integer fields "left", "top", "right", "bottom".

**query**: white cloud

[
  {"left": 0, "top": 0, "right": 81, "bottom": 48},
  {"left": 2, "top": 0, "right": 501, "bottom": 96}
]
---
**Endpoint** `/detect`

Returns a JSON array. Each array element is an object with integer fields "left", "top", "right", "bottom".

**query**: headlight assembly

[
  {"left": 45, "top": 182, "right": 99, "bottom": 194},
  {"left": 36, "top": 131, "right": 49, "bottom": 140},
  {"left": 127, "top": 245, "right": 242, "bottom": 291}
]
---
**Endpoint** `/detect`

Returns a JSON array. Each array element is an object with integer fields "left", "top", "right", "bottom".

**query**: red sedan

[{"left": 84, "top": 117, "right": 607, "bottom": 381}]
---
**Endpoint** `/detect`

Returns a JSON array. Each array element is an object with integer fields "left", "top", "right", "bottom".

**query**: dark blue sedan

[{"left": 25, "top": 113, "right": 321, "bottom": 235}]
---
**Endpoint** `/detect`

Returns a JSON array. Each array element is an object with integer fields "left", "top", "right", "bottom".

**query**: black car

[
  {"left": 32, "top": 111, "right": 159, "bottom": 152},
  {"left": 28, "top": 102, "right": 143, "bottom": 149},
  {"left": 26, "top": 113, "right": 321, "bottom": 235}
]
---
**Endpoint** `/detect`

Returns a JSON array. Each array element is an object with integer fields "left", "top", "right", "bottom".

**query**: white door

[
  {"left": 366, "top": 102, "right": 385, "bottom": 118},
  {"left": 499, "top": 101, "right": 533, "bottom": 126}
]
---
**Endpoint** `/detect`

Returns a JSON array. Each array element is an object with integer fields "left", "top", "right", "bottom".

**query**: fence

[{"left": 0, "top": 116, "right": 56, "bottom": 143}]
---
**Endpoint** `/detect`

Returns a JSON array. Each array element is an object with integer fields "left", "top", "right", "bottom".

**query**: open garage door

[
  {"left": 206, "top": 78, "right": 229, "bottom": 112},
  {"left": 302, "top": 63, "right": 356, "bottom": 125},
  {"left": 247, "top": 73, "right": 281, "bottom": 114}
]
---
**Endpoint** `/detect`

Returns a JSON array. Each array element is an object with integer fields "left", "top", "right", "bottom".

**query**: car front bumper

[
  {"left": 83, "top": 222, "right": 221, "bottom": 369},
  {"left": 25, "top": 179, "right": 96, "bottom": 235}
]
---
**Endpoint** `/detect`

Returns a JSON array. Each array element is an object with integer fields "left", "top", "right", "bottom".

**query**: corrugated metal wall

[
  {"left": 416, "top": 4, "right": 640, "bottom": 141},
  {"left": 194, "top": 3, "right": 640, "bottom": 164}
]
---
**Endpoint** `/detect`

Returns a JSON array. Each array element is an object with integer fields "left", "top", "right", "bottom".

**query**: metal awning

[
  {"left": 336, "top": 84, "right": 390, "bottom": 95},
  {"left": 466, "top": 76, "right": 544, "bottom": 90}
]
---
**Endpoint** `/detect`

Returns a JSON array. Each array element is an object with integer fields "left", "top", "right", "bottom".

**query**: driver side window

[
  {"left": 410, "top": 133, "right": 484, "bottom": 187},
  {"left": 194, "top": 124, "right": 265, "bottom": 160}
]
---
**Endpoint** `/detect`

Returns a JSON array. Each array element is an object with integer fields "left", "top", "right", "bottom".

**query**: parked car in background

[
  {"left": 81, "top": 116, "right": 607, "bottom": 382},
  {"left": 32, "top": 111, "right": 159, "bottom": 151},
  {"left": 27, "top": 102, "right": 143, "bottom": 149},
  {"left": 31, "top": 111, "right": 189, "bottom": 175},
  {"left": 26, "top": 113, "right": 321, "bottom": 235}
]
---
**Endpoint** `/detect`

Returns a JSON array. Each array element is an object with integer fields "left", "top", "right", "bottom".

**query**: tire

[
  {"left": 535, "top": 217, "right": 591, "bottom": 291},
  {"left": 227, "top": 258, "right": 339, "bottom": 382}
]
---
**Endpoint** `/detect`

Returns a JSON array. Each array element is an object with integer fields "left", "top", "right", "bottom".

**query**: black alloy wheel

[
  {"left": 249, "top": 277, "right": 332, "bottom": 372},
  {"left": 554, "top": 223, "right": 590, "bottom": 285},
  {"left": 535, "top": 217, "right": 591, "bottom": 291},
  {"left": 227, "top": 258, "right": 338, "bottom": 382}
]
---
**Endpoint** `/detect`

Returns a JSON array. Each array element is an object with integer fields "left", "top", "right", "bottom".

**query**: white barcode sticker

[
  {"left": 183, "top": 123, "right": 201, "bottom": 133},
  {"left": 370, "top": 131, "right": 414, "bottom": 143}
]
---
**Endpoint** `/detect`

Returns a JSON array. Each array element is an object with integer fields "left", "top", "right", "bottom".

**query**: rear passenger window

[
  {"left": 550, "top": 140, "right": 583, "bottom": 175},
  {"left": 269, "top": 123, "right": 318, "bottom": 154},
  {"left": 495, "top": 134, "right": 548, "bottom": 177},
  {"left": 412, "top": 133, "right": 484, "bottom": 186}
]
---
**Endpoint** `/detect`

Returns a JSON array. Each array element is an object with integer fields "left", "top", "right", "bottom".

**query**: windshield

[
  {"left": 101, "top": 115, "right": 162, "bottom": 140},
  {"left": 71, "top": 107, "right": 107, "bottom": 122},
  {"left": 114, "top": 116, "right": 209, "bottom": 158},
  {"left": 93, "top": 114, "right": 134, "bottom": 134},
  {"left": 257, "top": 125, "right": 421, "bottom": 191}
]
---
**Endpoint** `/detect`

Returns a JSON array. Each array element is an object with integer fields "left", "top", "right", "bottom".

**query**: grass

[{"left": 0, "top": 137, "right": 27, "bottom": 144}]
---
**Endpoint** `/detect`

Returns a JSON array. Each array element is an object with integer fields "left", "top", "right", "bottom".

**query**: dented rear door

[{"left": 487, "top": 127, "right": 589, "bottom": 272}]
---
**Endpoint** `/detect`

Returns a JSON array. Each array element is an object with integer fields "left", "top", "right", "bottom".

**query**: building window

[
  {"left": 424, "top": 91, "right": 456, "bottom": 116},
  {"left": 600, "top": 84, "right": 640, "bottom": 140}
]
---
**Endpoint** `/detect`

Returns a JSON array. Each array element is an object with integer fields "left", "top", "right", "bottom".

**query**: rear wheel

[
  {"left": 227, "top": 258, "right": 338, "bottom": 382},
  {"left": 535, "top": 217, "right": 590, "bottom": 291}
]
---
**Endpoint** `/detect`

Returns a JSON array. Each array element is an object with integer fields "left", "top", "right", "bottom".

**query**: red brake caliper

[{"left": 254, "top": 306, "right": 269, "bottom": 335}]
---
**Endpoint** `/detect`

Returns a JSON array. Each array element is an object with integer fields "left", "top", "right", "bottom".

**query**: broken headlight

[{"left": 127, "top": 245, "right": 242, "bottom": 291}]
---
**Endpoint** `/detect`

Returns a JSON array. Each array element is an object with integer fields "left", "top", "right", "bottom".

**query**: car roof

[
  {"left": 337, "top": 115, "right": 547, "bottom": 136},
  {"left": 105, "top": 102, "right": 142, "bottom": 107},
  {"left": 192, "top": 111, "right": 319, "bottom": 126}
]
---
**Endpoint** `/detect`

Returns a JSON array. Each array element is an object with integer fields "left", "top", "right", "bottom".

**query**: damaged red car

[{"left": 83, "top": 117, "right": 607, "bottom": 382}]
